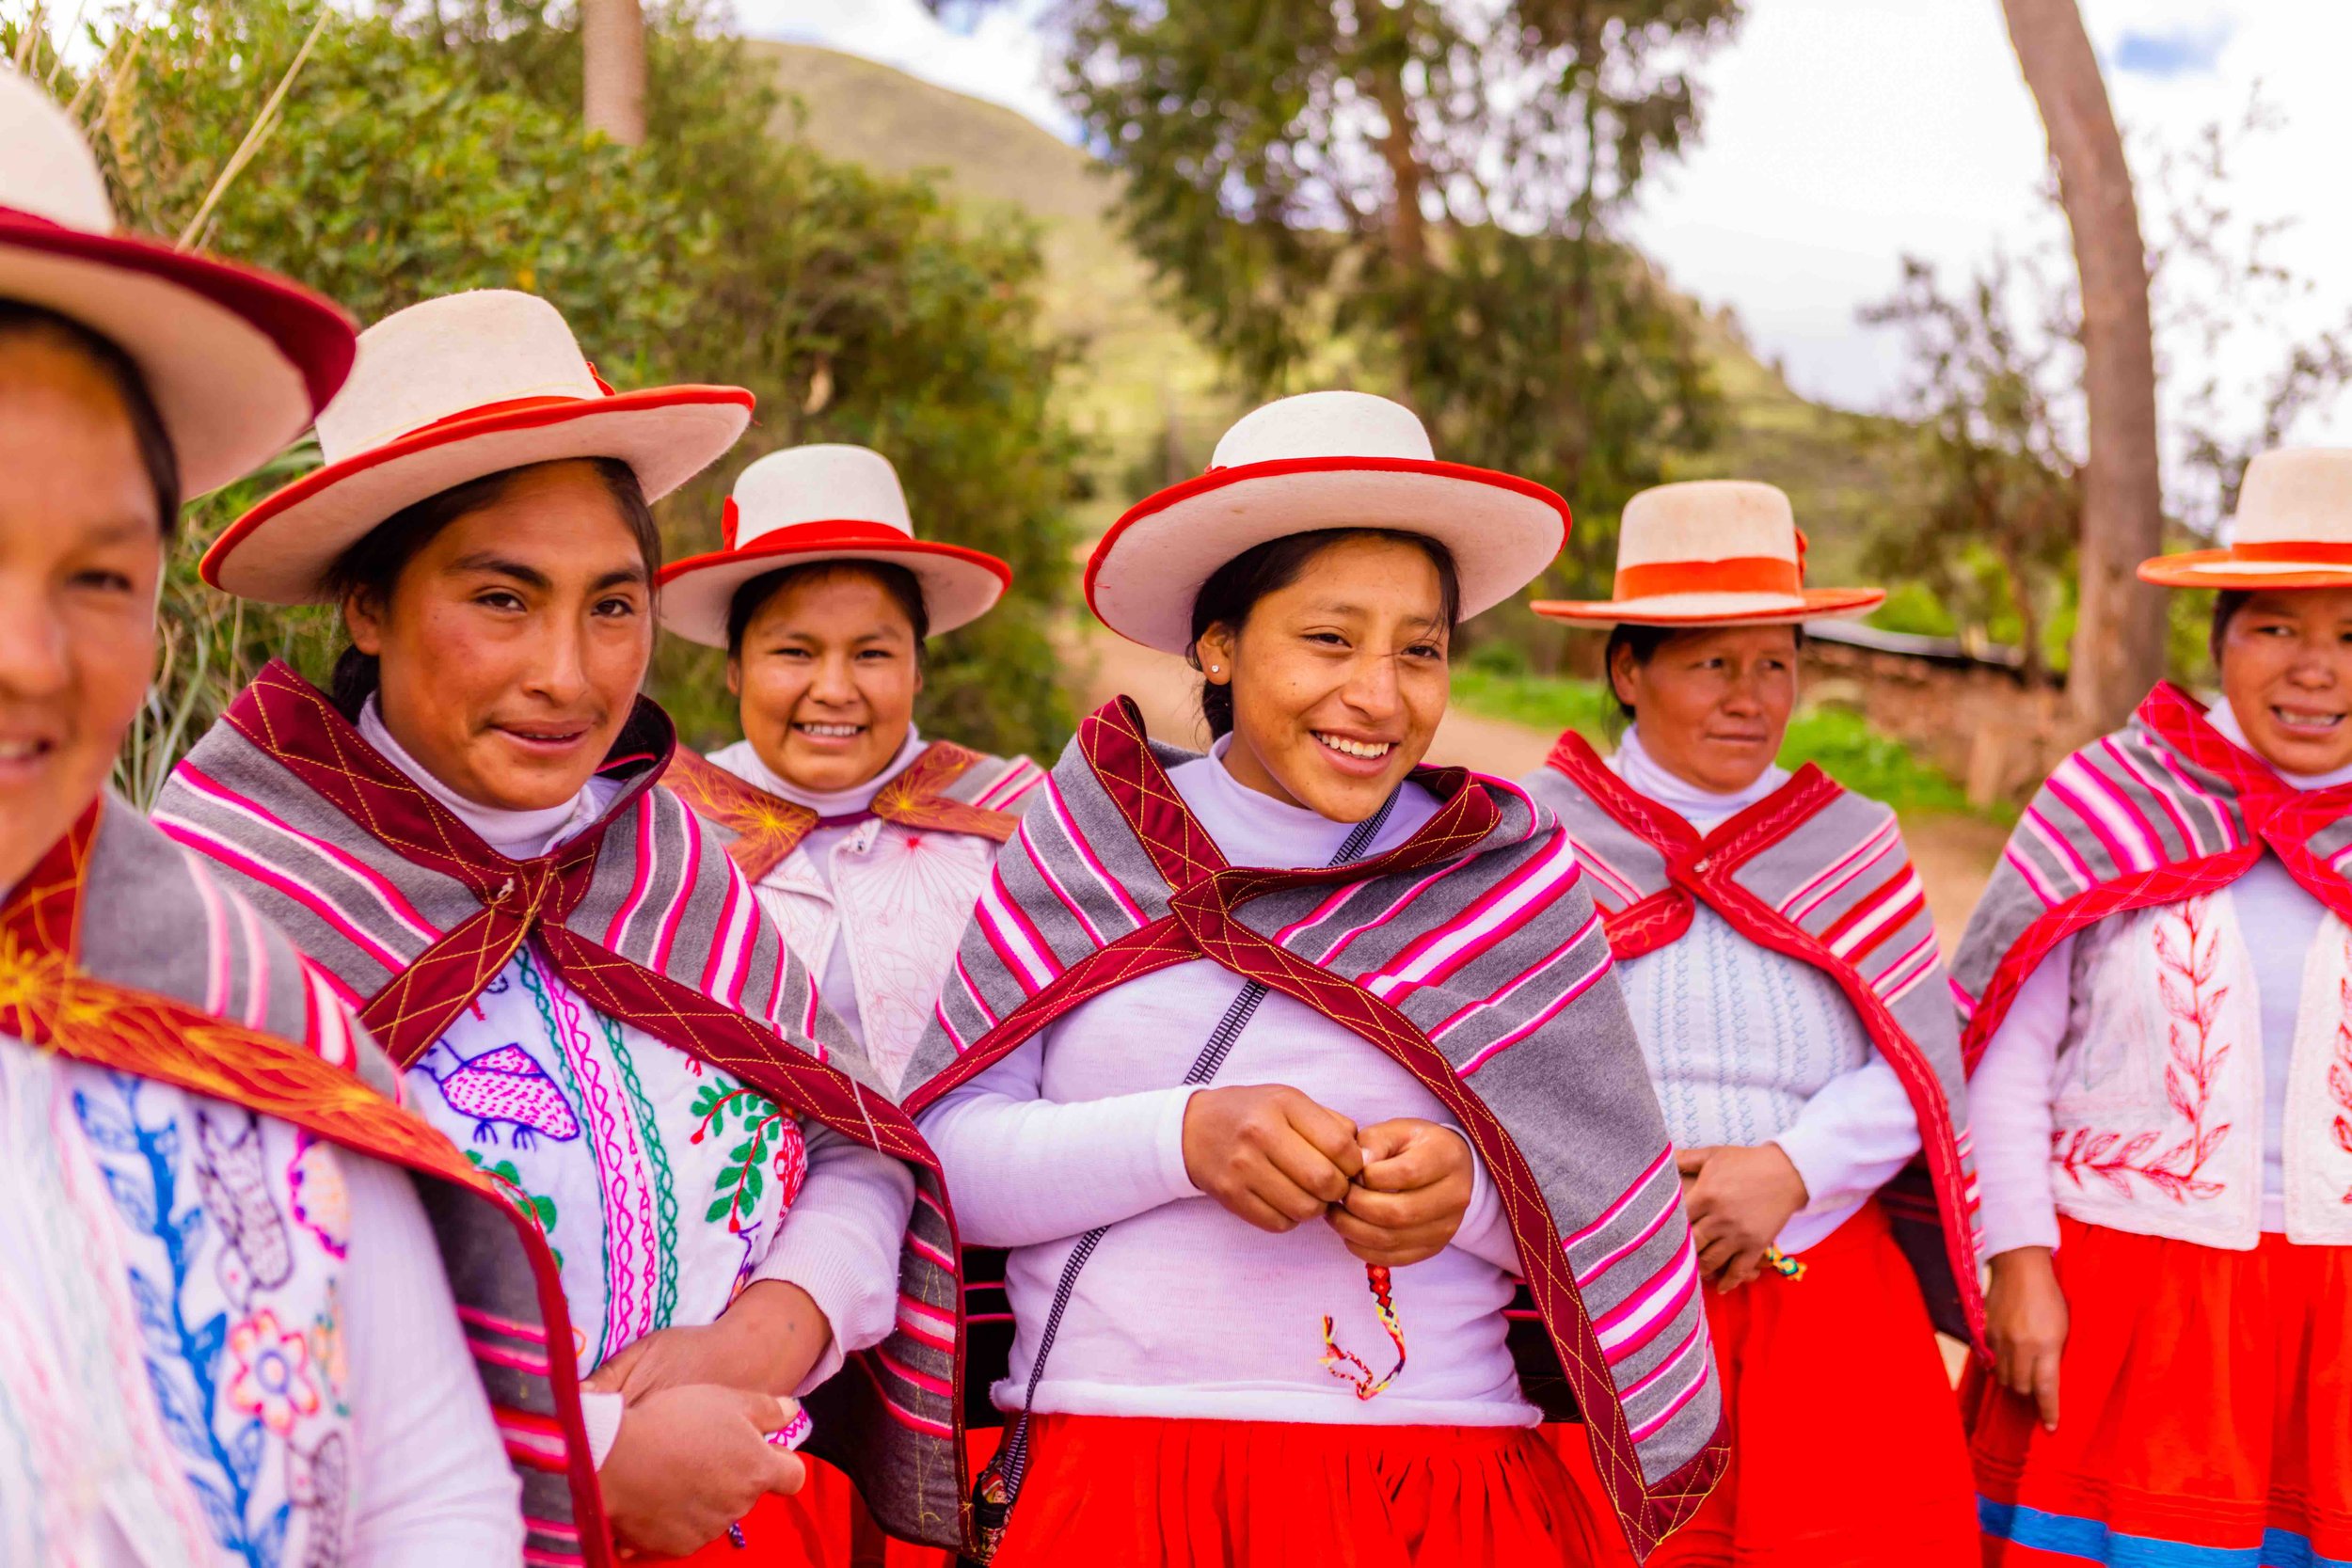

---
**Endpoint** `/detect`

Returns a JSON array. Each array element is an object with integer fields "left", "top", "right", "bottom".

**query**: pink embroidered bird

[{"left": 418, "top": 1040, "right": 582, "bottom": 1150}]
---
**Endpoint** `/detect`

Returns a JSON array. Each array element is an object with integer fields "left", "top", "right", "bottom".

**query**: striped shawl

[
  {"left": 899, "top": 698, "right": 1728, "bottom": 1560},
  {"left": 152, "top": 662, "right": 976, "bottom": 1555},
  {"left": 1528, "top": 734, "right": 1986, "bottom": 1348},
  {"left": 1953, "top": 681, "right": 2352, "bottom": 1057},
  {"left": 664, "top": 739, "right": 1041, "bottom": 882},
  {"left": 0, "top": 797, "right": 607, "bottom": 1564}
]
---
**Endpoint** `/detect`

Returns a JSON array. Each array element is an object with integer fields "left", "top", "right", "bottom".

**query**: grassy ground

[{"left": 1447, "top": 667, "right": 1980, "bottom": 817}]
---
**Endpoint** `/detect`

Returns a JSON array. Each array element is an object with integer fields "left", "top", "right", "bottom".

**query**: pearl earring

[{"left": 1209, "top": 664, "right": 1221, "bottom": 673}]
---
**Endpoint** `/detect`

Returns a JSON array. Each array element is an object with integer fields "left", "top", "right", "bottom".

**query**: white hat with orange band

[
  {"left": 2139, "top": 448, "right": 2352, "bottom": 590},
  {"left": 202, "top": 289, "right": 754, "bottom": 604},
  {"left": 1532, "top": 479, "right": 1883, "bottom": 627},
  {"left": 658, "top": 443, "right": 1011, "bottom": 646}
]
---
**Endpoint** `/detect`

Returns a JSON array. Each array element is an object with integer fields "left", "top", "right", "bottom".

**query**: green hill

[{"left": 749, "top": 40, "right": 1917, "bottom": 575}]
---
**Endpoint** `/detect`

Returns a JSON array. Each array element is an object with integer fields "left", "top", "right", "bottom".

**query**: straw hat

[
  {"left": 1086, "top": 390, "right": 1570, "bottom": 654},
  {"left": 658, "top": 444, "right": 1011, "bottom": 646},
  {"left": 201, "top": 290, "right": 753, "bottom": 603},
  {"left": 0, "top": 65, "right": 354, "bottom": 498},
  {"left": 2139, "top": 448, "right": 2352, "bottom": 590},
  {"left": 1532, "top": 480, "right": 1883, "bottom": 626}
]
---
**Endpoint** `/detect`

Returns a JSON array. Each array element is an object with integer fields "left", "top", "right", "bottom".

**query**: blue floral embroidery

[{"left": 75, "top": 1073, "right": 292, "bottom": 1568}]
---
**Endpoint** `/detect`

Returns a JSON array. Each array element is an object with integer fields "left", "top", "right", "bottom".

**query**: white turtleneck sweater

[
  {"left": 917, "top": 738, "right": 1532, "bottom": 1427},
  {"left": 1972, "top": 699, "right": 2346, "bottom": 1255},
  {"left": 705, "top": 729, "right": 927, "bottom": 1047},
  {"left": 1608, "top": 726, "right": 1924, "bottom": 1256},
  {"left": 357, "top": 702, "right": 914, "bottom": 1461}
]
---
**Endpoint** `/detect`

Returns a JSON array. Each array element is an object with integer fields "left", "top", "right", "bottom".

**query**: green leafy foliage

[
  {"left": 1057, "top": 0, "right": 1739, "bottom": 631},
  {"left": 19, "top": 0, "right": 1081, "bottom": 800}
]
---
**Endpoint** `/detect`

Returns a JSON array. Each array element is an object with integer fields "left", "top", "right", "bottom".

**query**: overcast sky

[{"left": 731, "top": 0, "right": 2352, "bottom": 442}]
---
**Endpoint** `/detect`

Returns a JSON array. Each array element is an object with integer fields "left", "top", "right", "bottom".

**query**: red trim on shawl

[
  {"left": 1961, "top": 681, "right": 2352, "bottom": 1069},
  {"left": 663, "top": 741, "right": 1023, "bottom": 884},
  {"left": 1541, "top": 731, "right": 1990, "bottom": 1354},
  {"left": 903, "top": 699, "right": 1725, "bottom": 1559},
  {"left": 0, "top": 800, "right": 610, "bottom": 1561},
  {"left": 216, "top": 664, "right": 949, "bottom": 1170}
]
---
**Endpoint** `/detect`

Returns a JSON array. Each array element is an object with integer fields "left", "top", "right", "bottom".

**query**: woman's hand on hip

[
  {"left": 1985, "top": 1245, "right": 2068, "bottom": 1432},
  {"left": 1182, "top": 1083, "right": 1362, "bottom": 1233},
  {"left": 601, "top": 1384, "right": 804, "bottom": 1558},
  {"left": 1677, "top": 1143, "right": 1808, "bottom": 1291},
  {"left": 1326, "top": 1117, "right": 1476, "bottom": 1267}
]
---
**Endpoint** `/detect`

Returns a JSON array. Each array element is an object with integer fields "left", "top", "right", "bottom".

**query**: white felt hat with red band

[
  {"left": 2139, "top": 448, "right": 2352, "bottom": 590},
  {"left": 658, "top": 444, "right": 1011, "bottom": 646},
  {"left": 0, "top": 65, "right": 356, "bottom": 499},
  {"left": 1086, "top": 390, "right": 1571, "bottom": 654},
  {"left": 201, "top": 289, "right": 754, "bottom": 604},
  {"left": 1533, "top": 479, "right": 1883, "bottom": 626}
]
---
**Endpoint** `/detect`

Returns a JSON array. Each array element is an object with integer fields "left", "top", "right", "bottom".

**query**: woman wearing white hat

[
  {"left": 894, "top": 391, "right": 1729, "bottom": 1566},
  {"left": 1518, "top": 480, "right": 1982, "bottom": 1567},
  {"left": 156, "top": 291, "right": 974, "bottom": 1563},
  {"left": 660, "top": 444, "right": 1041, "bottom": 1096},
  {"left": 656, "top": 443, "right": 1040, "bottom": 1560},
  {"left": 1955, "top": 448, "right": 2352, "bottom": 1568},
  {"left": 0, "top": 65, "right": 558, "bottom": 1565}
]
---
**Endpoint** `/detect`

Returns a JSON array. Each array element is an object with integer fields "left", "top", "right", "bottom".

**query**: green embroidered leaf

[
  {"left": 743, "top": 1165, "right": 764, "bottom": 1204},
  {"left": 706, "top": 1195, "right": 736, "bottom": 1223},
  {"left": 728, "top": 1139, "right": 758, "bottom": 1163}
]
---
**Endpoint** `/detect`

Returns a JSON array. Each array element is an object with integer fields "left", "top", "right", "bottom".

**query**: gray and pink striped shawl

[
  {"left": 1954, "top": 681, "right": 2352, "bottom": 1062},
  {"left": 4, "top": 797, "right": 612, "bottom": 1566},
  {"left": 151, "top": 662, "right": 976, "bottom": 1556},
  {"left": 899, "top": 697, "right": 1728, "bottom": 1560},
  {"left": 1528, "top": 734, "right": 1986, "bottom": 1349}
]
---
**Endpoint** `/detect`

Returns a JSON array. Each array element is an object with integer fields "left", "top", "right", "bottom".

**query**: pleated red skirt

[
  {"left": 1970, "top": 1215, "right": 2352, "bottom": 1566},
  {"left": 982, "top": 1414, "right": 1606, "bottom": 1566},
  {"left": 1550, "top": 1201, "right": 1976, "bottom": 1567}
]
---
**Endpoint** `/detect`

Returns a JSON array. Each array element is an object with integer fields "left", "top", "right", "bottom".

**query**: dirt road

[{"left": 1064, "top": 624, "right": 2006, "bottom": 941}]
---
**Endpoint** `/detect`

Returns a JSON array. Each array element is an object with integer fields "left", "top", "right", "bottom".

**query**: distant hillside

[{"left": 748, "top": 40, "right": 1917, "bottom": 579}]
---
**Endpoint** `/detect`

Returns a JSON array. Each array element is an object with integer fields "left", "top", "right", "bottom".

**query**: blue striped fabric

[{"left": 1979, "top": 1497, "right": 2347, "bottom": 1567}]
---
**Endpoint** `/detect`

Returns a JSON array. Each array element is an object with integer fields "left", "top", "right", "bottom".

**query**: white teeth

[
  {"left": 797, "top": 723, "right": 860, "bottom": 738},
  {"left": 1315, "top": 732, "right": 1393, "bottom": 760},
  {"left": 2276, "top": 710, "right": 2344, "bottom": 730}
]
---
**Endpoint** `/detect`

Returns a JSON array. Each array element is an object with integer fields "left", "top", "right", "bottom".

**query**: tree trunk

[
  {"left": 1999, "top": 0, "right": 2163, "bottom": 734},
  {"left": 582, "top": 0, "right": 646, "bottom": 147}
]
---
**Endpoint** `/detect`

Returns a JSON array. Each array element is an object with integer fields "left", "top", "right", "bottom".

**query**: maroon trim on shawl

[
  {"left": 1543, "top": 730, "right": 1990, "bottom": 1354},
  {"left": 1960, "top": 681, "right": 2352, "bottom": 1069},
  {"left": 0, "top": 800, "right": 610, "bottom": 1560},
  {"left": 907, "top": 700, "right": 1725, "bottom": 1558},
  {"left": 218, "top": 663, "right": 946, "bottom": 1169}
]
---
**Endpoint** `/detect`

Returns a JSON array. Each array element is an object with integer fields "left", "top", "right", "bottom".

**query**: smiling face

[
  {"left": 2217, "top": 588, "right": 2352, "bottom": 776},
  {"left": 1611, "top": 624, "right": 1798, "bottom": 794},
  {"left": 0, "top": 332, "right": 166, "bottom": 894},
  {"left": 1195, "top": 533, "right": 1452, "bottom": 823},
  {"left": 729, "top": 565, "right": 923, "bottom": 794},
  {"left": 344, "top": 461, "right": 653, "bottom": 813}
]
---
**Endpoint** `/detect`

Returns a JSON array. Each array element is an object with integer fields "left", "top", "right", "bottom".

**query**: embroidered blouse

[
  {"left": 1972, "top": 699, "right": 2347, "bottom": 1255},
  {"left": 356, "top": 703, "right": 915, "bottom": 1458}
]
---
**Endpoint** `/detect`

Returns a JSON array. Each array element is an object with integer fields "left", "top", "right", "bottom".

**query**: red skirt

[
  {"left": 985, "top": 1414, "right": 1605, "bottom": 1566},
  {"left": 1971, "top": 1215, "right": 2352, "bottom": 1565},
  {"left": 634, "top": 1456, "right": 900, "bottom": 1566},
  {"left": 1551, "top": 1201, "right": 1976, "bottom": 1567}
]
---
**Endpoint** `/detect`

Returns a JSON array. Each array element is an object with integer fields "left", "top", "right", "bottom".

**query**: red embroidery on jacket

[
  {"left": 2331, "top": 941, "right": 2352, "bottom": 1203},
  {"left": 2055, "top": 897, "right": 2232, "bottom": 1201}
]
